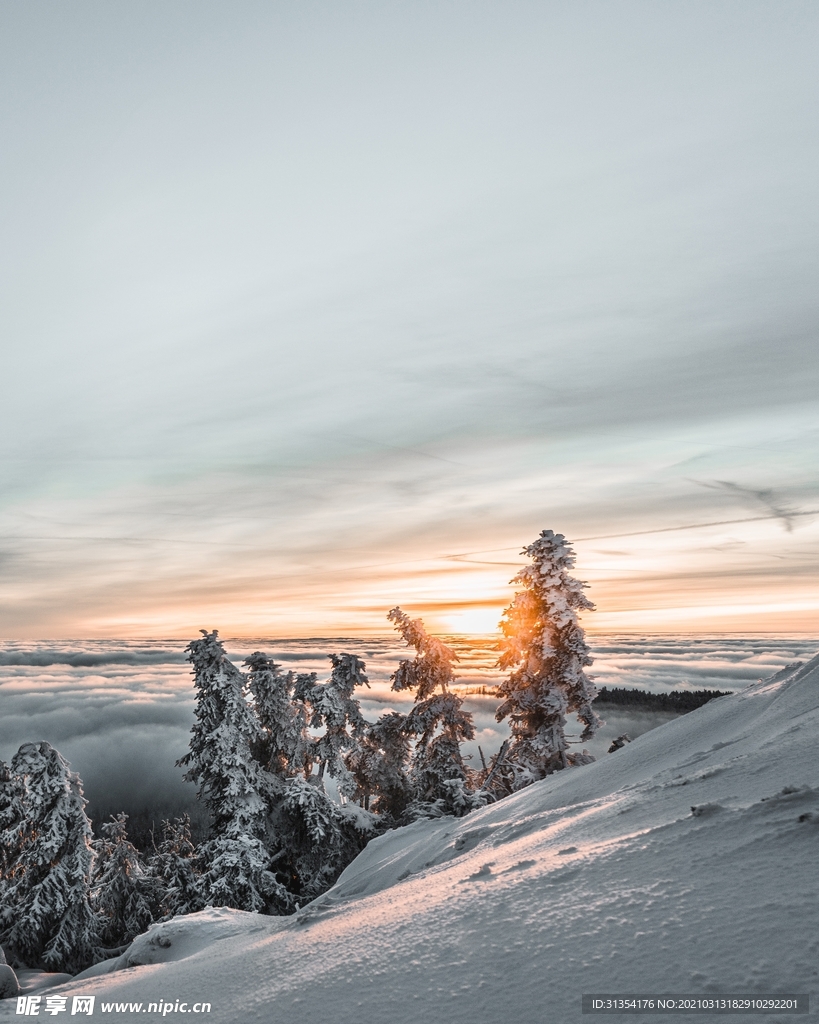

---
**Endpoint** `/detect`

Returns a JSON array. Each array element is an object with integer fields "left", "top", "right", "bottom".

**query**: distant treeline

[{"left": 594, "top": 686, "right": 732, "bottom": 712}]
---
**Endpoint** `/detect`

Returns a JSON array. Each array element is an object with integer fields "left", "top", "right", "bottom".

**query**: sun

[{"left": 440, "top": 606, "right": 503, "bottom": 635}]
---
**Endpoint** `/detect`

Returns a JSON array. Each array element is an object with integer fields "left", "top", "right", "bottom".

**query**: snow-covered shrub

[
  {"left": 0, "top": 961, "right": 20, "bottom": 999},
  {"left": 0, "top": 742, "right": 99, "bottom": 973},
  {"left": 493, "top": 529, "right": 600, "bottom": 792},
  {"left": 198, "top": 817, "right": 293, "bottom": 915}
]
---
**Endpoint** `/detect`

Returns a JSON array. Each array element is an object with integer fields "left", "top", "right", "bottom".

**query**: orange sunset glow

[{"left": 20, "top": 507, "right": 811, "bottom": 639}]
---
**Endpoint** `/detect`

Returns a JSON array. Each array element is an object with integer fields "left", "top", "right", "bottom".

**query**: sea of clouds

[{"left": 1, "top": 635, "right": 815, "bottom": 823}]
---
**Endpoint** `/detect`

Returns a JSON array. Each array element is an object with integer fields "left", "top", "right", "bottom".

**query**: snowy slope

[{"left": 3, "top": 657, "right": 818, "bottom": 1023}]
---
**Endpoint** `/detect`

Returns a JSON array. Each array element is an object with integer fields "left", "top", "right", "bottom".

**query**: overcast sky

[{"left": 2, "top": 1, "right": 818, "bottom": 637}]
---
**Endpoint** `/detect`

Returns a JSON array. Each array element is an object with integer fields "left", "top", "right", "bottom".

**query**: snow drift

[{"left": 4, "top": 656, "right": 818, "bottom": 1023}]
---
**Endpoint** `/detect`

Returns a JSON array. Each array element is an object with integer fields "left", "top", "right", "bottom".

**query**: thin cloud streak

[{"left": 576, "top": 510, "right": 819, "bottom": 542}]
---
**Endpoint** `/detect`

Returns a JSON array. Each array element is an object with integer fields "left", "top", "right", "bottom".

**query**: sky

[{"left": 1, "top": 0, "right": 818, "bottom": 638}]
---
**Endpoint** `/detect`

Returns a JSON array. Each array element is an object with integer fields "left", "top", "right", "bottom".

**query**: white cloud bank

[{"left": 1, "top": 636, "right": 815, "bottom": 816}]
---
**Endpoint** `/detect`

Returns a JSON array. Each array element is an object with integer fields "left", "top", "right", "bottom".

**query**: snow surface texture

[{"left": 2, "top": 656, "right": 817, "bottom": 1023}]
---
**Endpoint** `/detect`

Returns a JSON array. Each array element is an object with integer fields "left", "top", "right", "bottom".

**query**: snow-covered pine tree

[
  {"left": 243, "top": 652, "right": 325, "bottom": 900},
  {"left": 0, "top": 760, "right": 20, "bottom": 882},
  {"left": 244, "top": 654, "right": 313, "bottom": 780},
  {"left": 346, "top": 711, "right": 413, "bottom": 818},
  {"left": 177, "top": 631, "right": 291, "bottom": 915},
  {"left": 0, "top": 743, "right": 98, "bottom": 973},
  {"left": 266, "top": 654, "right": 376, "bottom": 900},
  {"left": 93, "top": 813, "right": 162, "bottom": 949},
  {"left": 278, "top": 774, "right": 374, "bottom": 904},
  {"left": 494, "top": 529, "right": 600, "bottom": 791},
  {"left": 150, "top": 815, "right": 201, "bottom": 919},
  {"left": 309, "top": 654, "right": 369, "bottom": 795},
  {"left": 388, "top": 608, "right": 481, "bottom": 817},
  {"left": 262, "top": 653, "right": 377, "bottom": 900},
  {"left": 182, "top": 636, "right": 377, "bottom": 913}
]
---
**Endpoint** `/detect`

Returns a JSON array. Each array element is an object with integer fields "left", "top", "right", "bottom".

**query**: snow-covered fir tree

[
  {"left": 93, "top": 813, "right": 161, "bottom": 949},
  {"left": 388, "top": 608, "right": 481, "bottom": 817},
  {"left": 243, "top": 651, "right": 347, "bottom": 901},
  {"left": 494, "top": 529, "right": 600, "bottom": 792},
  {"left": 150, "top": 815, "right": 201, "bottom": 919},
  {"left": 244, "top": 654, "right": 313, "bottom": 779},
  {"left": 0, "top": 759, "right": 21, "bottom": 882},
  {"left": 0, "top": 742, "right": 98, "bottom": 973},
  {"left": 263, "top": 653, "right": 377, "bottom": 900},
  {"left": 180, "top": 640, "right": 377, "bottom": 913},
  {"left": 178, "top": 631, "right": 291, "bottom": 914},
  {"left": 277, "top": 654, "right": 376, "bottom": 899},
  {"left": 346, "top": 711, "right": 413, "bottom": 818},
  {"left": 308, "top": 654, "right": 369, "bottom": 794},
  {"left": 278, "top": 774, "right": 374, "bottom": 904}
]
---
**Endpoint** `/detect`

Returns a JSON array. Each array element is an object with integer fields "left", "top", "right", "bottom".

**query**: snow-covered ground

[{"left": 4, "top": 655, "right": 818, "bottom": 1023}]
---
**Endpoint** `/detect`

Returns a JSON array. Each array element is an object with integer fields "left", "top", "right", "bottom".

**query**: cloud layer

[{"left": 2, "top": 635, "right": 815, "bottom": 821}]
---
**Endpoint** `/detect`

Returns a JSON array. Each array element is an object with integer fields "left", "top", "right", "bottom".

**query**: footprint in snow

[
  {"left": 502, "top": 859, "right": 537, "bottom": 874},
  {"left": 460, "top": 863, "right": 495, "bottom": 882},
  {"left": 690, "top": 803, "right": 724, "bottom": 817}
]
